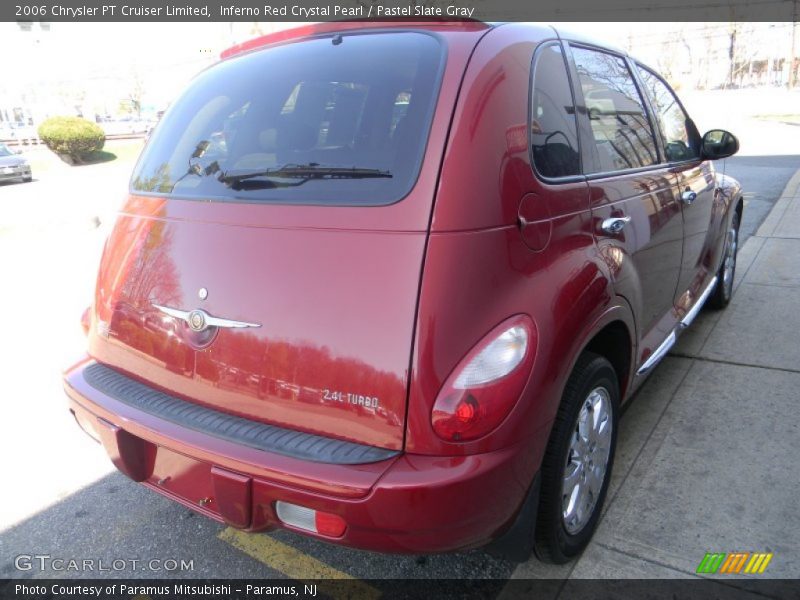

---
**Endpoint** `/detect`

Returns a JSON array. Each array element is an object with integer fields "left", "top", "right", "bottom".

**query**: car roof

[
  {"left": 220, "top": 20, "right": 493, "bottom": 60},
  {"left": 221, "top": 22, "right": 633, "bottom": 64}
]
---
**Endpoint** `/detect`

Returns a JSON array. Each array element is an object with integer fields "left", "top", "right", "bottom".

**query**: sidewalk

[{"left": 506, "top": 168, "right": 800, "bottom": 588}]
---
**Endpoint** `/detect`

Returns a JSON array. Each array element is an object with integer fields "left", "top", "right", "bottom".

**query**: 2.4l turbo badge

[{"left": 322, "top": 389, "right": 380, "bottom": 409}]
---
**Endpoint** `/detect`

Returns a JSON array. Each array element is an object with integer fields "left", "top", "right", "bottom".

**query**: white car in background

[
  {"left": 99, "top": 117, "right": 151, "bottom": 136},
  {"left": 0, "top": 122, "right": 39, "bottom": 145}
]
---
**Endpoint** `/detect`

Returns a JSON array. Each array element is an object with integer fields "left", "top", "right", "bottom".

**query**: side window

[
  {"left": 530, "top": 42, "right": 581, "bottom": 178},
  {"left": 570, "top": 46, "right": 659, "bottom": 173},
  {"left": 637, "top": 67, "right": 701, "bottom": 162},
  {"left": 391, "top": 90, "right": 411, "bottom": 136}
]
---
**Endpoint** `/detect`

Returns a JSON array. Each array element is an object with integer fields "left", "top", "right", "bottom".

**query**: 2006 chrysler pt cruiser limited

[{"left": 64, "top": 21, "right": 742, "bottom": 563}]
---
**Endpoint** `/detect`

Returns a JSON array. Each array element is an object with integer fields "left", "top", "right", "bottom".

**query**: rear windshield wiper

[{"left": 218, "top": 163, "right": 392, "bottom": 190}]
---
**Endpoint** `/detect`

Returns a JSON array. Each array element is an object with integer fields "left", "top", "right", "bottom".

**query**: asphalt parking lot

[{"left": 1, "top": 132, "right": 799, "bottom": 592}]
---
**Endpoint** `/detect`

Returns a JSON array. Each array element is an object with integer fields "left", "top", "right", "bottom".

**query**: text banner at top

[{"left": 4, "top": 0, "right": 798, "bottom": 22}]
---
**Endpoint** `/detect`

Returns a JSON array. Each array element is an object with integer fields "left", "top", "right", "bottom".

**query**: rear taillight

[
  {"left": 431, "top": 315, "right": 536, "bottom": 442},
  {"left": 275, "top": 501, "right": 347, "bottom": 538}
]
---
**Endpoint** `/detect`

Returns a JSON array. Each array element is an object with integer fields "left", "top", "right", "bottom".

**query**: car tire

[
  {"left": 23, "top": 176, "right": 32, "bottom": 183},
  {"left": 534, "top": 352, "right": 619, "bottom": 564},
  {"left": 707, "top": 209, "right": 740, "bottom": 310}
]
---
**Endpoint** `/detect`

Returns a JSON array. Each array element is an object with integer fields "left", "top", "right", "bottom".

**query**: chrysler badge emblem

[
  {"left": 188, "top": 309, "right": 207, "bottom": 332},
  {"left": 152, "top": 303, "right": 260, "bottom": 332}
]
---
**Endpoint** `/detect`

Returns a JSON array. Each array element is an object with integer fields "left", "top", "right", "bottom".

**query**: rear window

[{"left": 131, "top": 32, "right": 443, "bottom": 206}]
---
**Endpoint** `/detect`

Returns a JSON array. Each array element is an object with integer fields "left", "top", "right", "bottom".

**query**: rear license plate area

[
  {"left": 145, "top": 446, "right": 253, "bottom": 528},
  {"left": 146, "top": 447, "right": 221, "bottom": 519}
]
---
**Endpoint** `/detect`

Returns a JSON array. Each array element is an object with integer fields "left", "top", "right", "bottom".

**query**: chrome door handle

[
  {"left": 601, "top": 216, "right": 631, "bottom": 235},
  {"left": 681, "top": 190, "right": 697, "bottom": 205}
]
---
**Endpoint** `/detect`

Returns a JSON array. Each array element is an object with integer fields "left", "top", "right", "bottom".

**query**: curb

[
  {"left": 755, "top": 165, "right": 800, "bottom": 238},
  {"left": 779, "top": 164, "right": 800, "bottom": 199}
]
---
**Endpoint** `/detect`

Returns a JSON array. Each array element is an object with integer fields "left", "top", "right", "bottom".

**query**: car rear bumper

[{"left": 64, "top": 357, "right": 535, "bottom": 554}]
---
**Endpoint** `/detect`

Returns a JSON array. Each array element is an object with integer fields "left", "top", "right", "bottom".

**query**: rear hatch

[{"left": 88, "top": 26, "right": 484, "bottom": 451}]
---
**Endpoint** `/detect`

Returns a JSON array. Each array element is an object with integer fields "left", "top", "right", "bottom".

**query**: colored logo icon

[{"left": 697, "top": 552, "right": 773, "bottom": 574}]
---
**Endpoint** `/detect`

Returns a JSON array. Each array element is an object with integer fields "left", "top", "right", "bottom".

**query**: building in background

[
  {"left": 618, "top": 23, "right": 798, "bottom": 90},
  {"left": 1, "top": 21, "right": 797, "bottom": 137}
]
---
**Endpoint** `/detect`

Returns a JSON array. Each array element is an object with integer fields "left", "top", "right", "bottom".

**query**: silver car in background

[{"left": 0, "top": 143, "right": 32, "bottom": 184}]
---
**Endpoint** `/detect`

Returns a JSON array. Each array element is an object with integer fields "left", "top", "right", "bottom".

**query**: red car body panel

[
  {"left": 587, "top": 170, "right": 686, "bottom": 368},
  {"left": 90, "top": 205, "right": 423, "bottom": 450},
  {"left": 64, "top": 21, "right": 741, "bottom": 554}
]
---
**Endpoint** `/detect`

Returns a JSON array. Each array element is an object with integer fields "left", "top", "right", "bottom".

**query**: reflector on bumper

[{"left": 275, "top": 501, "right": 346, "bottom": 538}]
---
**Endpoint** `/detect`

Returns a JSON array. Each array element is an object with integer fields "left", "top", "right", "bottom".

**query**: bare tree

[
  {"left": 725, "top": 24, "right": 759, "bottom": 88},
  {"left": 127, "top": 69, "right": 145, "bottom": 117}
]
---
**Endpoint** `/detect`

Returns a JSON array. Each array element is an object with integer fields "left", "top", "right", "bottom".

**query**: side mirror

[{"left": 702, "top": 129, "right": 739, "bottom": 160}]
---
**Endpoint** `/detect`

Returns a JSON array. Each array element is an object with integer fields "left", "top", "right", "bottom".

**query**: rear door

[
  {"left": 635, "top": 65, "right": 717, "bottom": 306},
  {"left": 565, "top": 43, "right": 684, "bottom": 365}
]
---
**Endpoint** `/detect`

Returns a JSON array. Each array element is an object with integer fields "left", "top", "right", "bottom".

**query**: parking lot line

[{"left": 218, "top": 527, "right": 381, "bottom": 598}]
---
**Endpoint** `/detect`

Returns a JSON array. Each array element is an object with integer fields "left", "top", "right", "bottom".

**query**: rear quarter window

[
  {"left": 131, "top": 32, "right": 444, "bottom": 206},
  {"left": 529, "top": 42, "right": 581, "bottom": 179}
]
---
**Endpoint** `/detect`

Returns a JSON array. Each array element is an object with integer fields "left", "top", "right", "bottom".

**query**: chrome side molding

[
  {"left": 636, "top": 275, "right": 719, "bottom": 376},
  {"left": 679, "top": 276, "right": 718, "bottom": 329},
  {"left": 637, "top": 330, "right": 676, "bottom": 376}
]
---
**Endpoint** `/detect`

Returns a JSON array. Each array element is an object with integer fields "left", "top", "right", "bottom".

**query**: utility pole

[
  {"left": 790, "top": 0, "right": 798, "bottom": 89},
  {"left": 728, "top": 25, "right": 737, "bottom": 88}
]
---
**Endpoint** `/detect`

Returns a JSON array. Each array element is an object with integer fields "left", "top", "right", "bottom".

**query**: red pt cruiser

[{"left": 64, "top": 21, "right": 742, "bottom": 563}]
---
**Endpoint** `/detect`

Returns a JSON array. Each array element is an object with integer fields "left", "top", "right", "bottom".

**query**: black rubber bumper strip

[{"left": 82, "top": 362, "right": 399, "bottom": 465}]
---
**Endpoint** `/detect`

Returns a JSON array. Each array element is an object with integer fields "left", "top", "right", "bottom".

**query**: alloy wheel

[
  {"left": 561, "top": 386, "right": 613, "bottom": 535},
  {"left": 722, "top": 224, "right": 738, "bottom": 298}
]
